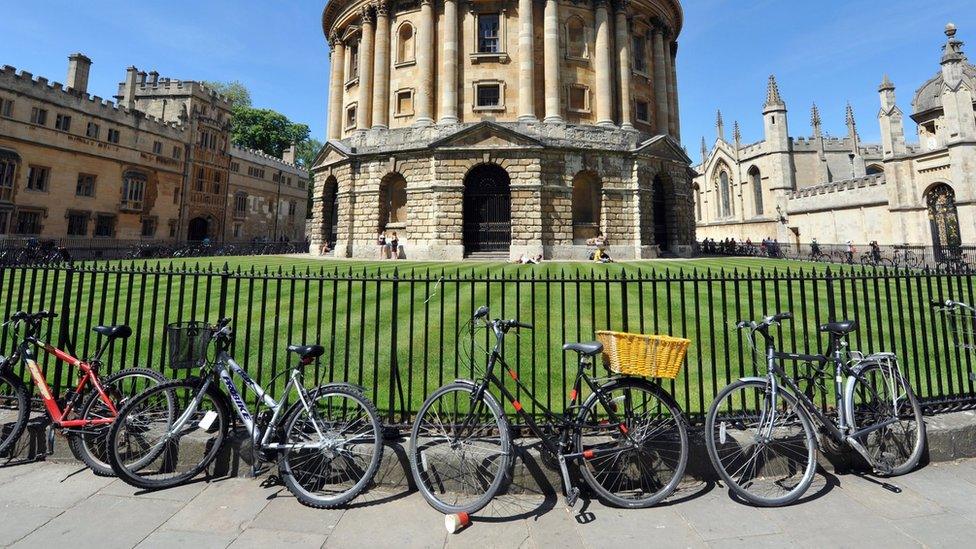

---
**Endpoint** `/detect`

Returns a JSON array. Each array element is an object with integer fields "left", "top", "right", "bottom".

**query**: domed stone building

[{"left": 310, "top": 0, "right": 694, "bottom": 260}]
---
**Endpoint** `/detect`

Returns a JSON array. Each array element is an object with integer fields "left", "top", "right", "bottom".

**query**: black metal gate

[
  {"left": 927, "top": 184, "right": 961, "bottom": 262},
  {"left": 463, "top": 164, "right": 511, "bottom": 254}
]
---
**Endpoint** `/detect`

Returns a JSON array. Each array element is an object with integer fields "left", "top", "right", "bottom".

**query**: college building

[{"left": 0, "top": 54, "right": 309, "bottom": 244}]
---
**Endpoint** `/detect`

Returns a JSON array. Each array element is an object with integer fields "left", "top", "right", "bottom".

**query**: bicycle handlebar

[
  {"left": 933, "top": 300, "right": 974, "bottom": 311},
  {"left": 736, "top": 312, "right": 792, "bottom": 331}
]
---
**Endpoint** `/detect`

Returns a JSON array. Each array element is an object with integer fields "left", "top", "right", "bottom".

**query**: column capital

[
  {"left": 373, "top": 0, "right": 390, "bottom": 17},
  {"left": 593, "top": 0, "right": 610, "bottom": 11},
  {"left": 420, "top": 0, "right": 433, "bottom": 6},
  {"left": 328, "top": 32, "right": 342, "bottom": 50},
  {"left": 613, "top": 0, "right": 631, "bottom": 14},
  {"left": 360, "top": 4, "right": 375, "bottom": 24},
  {"left": 650, "top": 17, "right": 673, "bottom": 38}
]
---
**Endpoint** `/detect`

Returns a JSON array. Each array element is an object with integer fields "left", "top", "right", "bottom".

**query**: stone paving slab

[{"left": 0, "top": 459, "right": 976, "bottom": 547}]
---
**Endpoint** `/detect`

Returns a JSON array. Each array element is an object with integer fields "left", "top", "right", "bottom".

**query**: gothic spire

[
  {"left": 716, "top": 110, "right": 725, "bottom": 140},
  {"left": 700, "top": 136, "right": 708, "bottom": 160},
  {"left": 878, "top": 73, "right": 895, "bottom": 92},
  {"left": 764, "top": 75, "right": 785, "bottom": 109},
  {"left": 845, "top": 102, "right": 856, "bottom": 131},
  {"left": 732, "top": 120, "right": 741, "bottom": 145},
  {"left": 811, "top": 103, "right": 822, "bottom": 137}
]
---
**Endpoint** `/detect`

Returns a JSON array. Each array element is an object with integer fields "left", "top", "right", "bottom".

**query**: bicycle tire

[
  {"left": 575, "top": 377, "right": 688, "bottom": 508},
  {"left": 0, "top": 370, "right": 29, "bottom": 458},
  {"left": 68, "top": 367, "right": 168, "bottom": 476},
  {"left": 845, "top": 361, "right": 925, "bottom": 476},
  {"left": 278, "top": 384, "right": 383, "bottom": 508},
  {"left": 408, "top": 381, "right": 511, "bottom": 515},
  {"left": 108, "top": 378, "right": 229, "bottom": 490},
  {"left": 705, "top": 379, "right": 818, "bottom": 507}
]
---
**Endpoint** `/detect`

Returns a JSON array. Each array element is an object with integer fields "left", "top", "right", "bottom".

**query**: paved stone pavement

[{"left": 2, "top": 457, "right": 976, "bottom": 548}]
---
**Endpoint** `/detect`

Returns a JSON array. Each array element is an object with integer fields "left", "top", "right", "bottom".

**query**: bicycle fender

[
  {"left": 316, "top": 381, "right": 367, "bottom": 394},
  {"left": 737, "top": 376, "right": 767, "bottom": 384}
]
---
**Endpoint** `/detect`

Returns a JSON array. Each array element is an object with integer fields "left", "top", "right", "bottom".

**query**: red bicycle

[{"left": 0, "top": 311, "right": 166, "bottom": 475}]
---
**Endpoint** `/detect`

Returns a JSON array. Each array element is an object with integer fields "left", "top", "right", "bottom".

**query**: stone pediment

[
  {"left": 430, "top": 122, "right": 544, "bottom": 150},
  {"left": 312, "top": 140, "right": 351, "bottom": 169},
  {"left": 634, "top": 135, "right": 692, "bottom": 164}
]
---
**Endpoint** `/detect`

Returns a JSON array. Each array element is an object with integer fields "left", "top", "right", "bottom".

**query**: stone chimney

[
  {"left": 66, "top": 53, "right": 92, "bottom": 95},
  {"left": 282, "top": 144, "right": 297, "bottom": 164},
  {"left": 122, "top": 66, "right": 138, "bottom": 109},
  {"left": 148, "top": 71, "right": 159, "bottom": 85}
]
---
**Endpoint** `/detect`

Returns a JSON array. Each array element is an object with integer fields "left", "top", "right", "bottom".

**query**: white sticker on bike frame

[{"left": 198, "top": 410, "right": 218, "bottom": 430}]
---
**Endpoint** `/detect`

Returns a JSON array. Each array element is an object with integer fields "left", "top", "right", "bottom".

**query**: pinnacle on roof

[
  {"left": 716, "top": 109, "right": 723, "bottom": 128},
  {"left": 732, "top": 120, "right": 741, "bottom": 143},
  {"left": 942, "top": 22, "right": 966, "bottom": 63},
  {"left": 764, "top": 75, "right": 785, "bottom": 108},
  {"left": 845, "top": 102, "right": 856, "bottom": 128},
  {"left": 810, "top": 103, "right": 822, "bottom": 128},
  {"left": 700, "top": 136, "right": 707, "bottom": 158},
  {"left": 878, "top": 73, "right": 895, "bottom": 92}
]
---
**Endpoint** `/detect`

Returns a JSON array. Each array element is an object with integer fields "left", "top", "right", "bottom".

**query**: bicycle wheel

[
  {"left": 108, "top": 378, "right": 229, "bottom": 489},
  {"left": 69, "top": 367, "right": 168, "bottom": 476},
  {"left": 279, "top": 384, "right": 383, "bottom": 508},
  {"left": 408, "top": 382, "right": 511, "bottom": 514},
  {"left": 705, "top": 379, "right": 818, "bottom": 506},
  {"left": 575, "top": 378, "right": 688, "bottom": 508},
  {"left": 846, "top": 361, "right": 925, "bottom": 476},
  {"left": 0, "top": 370, "right": 29, "bottom": 457}
]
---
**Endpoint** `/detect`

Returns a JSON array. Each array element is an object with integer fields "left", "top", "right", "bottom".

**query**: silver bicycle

[{"left": 106, "top": 318, "right": 383, "bottom": 509}]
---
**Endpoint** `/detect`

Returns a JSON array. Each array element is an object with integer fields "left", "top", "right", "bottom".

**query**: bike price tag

[{"left": 198, "top": 410, "right": 218, "bottom": 430}]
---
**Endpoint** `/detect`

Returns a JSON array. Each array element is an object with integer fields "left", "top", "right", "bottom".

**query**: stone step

[{"left": 465, "top": 251, "right": 510, "bottom": 260}]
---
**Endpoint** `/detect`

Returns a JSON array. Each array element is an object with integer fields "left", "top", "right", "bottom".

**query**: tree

[
  {"left": 202, "top": 80, "right": 252, "bottom": 108},
  {"left": 229, "top": 106, "right": 310, "bottom": 159},
  {"left": 295, "top": 138, "right": 324, "bottom": 218}
]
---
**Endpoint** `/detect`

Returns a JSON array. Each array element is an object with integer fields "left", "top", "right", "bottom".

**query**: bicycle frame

[{"left": 6, "top": 334, "right": 118, "bottom": 429}]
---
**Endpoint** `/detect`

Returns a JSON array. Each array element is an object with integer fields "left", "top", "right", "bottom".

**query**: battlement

[
  {"left": 788, "top": 172, "right": 886, "bottom": 199},
  {"left": 128, "top": 73, "right": 232, "bottom": 106},
  {"left": 0, "top": 64, "right": 187, "bottom": 138},
  {"left": 231, "top": 144, "right": 307, "bottom": 174}
]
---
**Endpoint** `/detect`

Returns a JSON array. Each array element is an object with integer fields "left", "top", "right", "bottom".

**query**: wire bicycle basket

[
  {"left": 166, "top": 321, "right": 214, "bottom": 369},
  {"left": 939, "top": 308, "right": 976, "bottom": 351}
]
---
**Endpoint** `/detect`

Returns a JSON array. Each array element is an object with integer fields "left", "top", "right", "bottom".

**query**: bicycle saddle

[
  {"left": 92, "top": 325, "right": 132, "bottom": 339},
  {"left": 287, "top": 344, "right": 325, "bottom": 359},
  {"left": 562, "top": 342, "right": 604, "bottom": 356},
  {"left": 819, "top": 320, "right": 857, "bottom": 335}
]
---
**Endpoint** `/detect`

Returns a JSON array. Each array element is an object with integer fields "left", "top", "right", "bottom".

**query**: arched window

[
  {"left": 566, "top": 16, "right": 587, "bottom": 59},
  {"left": 396, "top": 23, "right": 415, "bottom": 64},
  {"left": 866, "top": 164, "right": 884, "bottom": 175},
  {"left": 749, "top": 166, "right": 763, "bottom": 216},
  {"left": 380, "top": 173, "right": 408, "bottom": 228},
  {"left": 719, "top": 171, "right": 731, "bottom": 218},
  {"left": 571, "top": 171, "right": 601, "bottom": 242}
]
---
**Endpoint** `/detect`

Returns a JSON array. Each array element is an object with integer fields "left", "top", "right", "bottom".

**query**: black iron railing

[
  {"left": 0, "top": 238, "right": 309, "bottom": 263},
  {"left": 1, "top": 263, "right": 974, "bottom": 428}
]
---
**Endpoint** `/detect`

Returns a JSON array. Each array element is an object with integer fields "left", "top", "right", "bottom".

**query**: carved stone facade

[
  {"left": 0, "top": 54, "right": 309, "bottom": 243},
  {"left": 312, "top": 0, "right": 694, "bottom": 260},
  {"left": 694, "top": 24, "right": 976, "bottom": 252}
]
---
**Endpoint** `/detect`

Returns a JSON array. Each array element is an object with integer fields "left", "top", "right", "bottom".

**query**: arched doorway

[
  {"left": 462, "top": 163, "right": 511, "bottom": 255},
  {"left": 379, "top": 173, "right": 408, "bottom": 230},
  {"left": 322, "top": 176, "right": 339, "bottom": 248},
  {"left": 187, "top": 217, "right": 209, "bottom": 241},
  {"left": 927, "top": 184, "right": 961, "bottom": 261},
  {"left": 652, "top": 175, "right": 669, "bottom": 252},
  {"left": 571, "top": 171, "right": 601, "bottom": 243}
]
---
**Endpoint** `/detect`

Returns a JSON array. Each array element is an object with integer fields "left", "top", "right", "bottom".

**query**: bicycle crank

[
  {"left": 845, "top": 436, "right": 893, "bottom": 476},
  {"left": 556, "top": 455, "right": 580, "bottom": 509}
]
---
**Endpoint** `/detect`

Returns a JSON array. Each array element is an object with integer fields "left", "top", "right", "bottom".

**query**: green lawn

[{"left": 4, "top": 255, "right": 973, "bottom": 423}]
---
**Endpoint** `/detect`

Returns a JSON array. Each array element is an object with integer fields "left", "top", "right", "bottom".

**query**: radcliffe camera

[{"left": 0, "top": 2, "right": 973, "bottom": 548}]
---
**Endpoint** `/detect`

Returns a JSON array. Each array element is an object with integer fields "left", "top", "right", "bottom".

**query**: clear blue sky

[{"left": 3, "top": 0, "right": 975, "bottom": 162}]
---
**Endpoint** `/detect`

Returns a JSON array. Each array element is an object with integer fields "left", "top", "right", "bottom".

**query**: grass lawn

[{"left": 5, "top": 255, "right": 973, "bottom": 423}]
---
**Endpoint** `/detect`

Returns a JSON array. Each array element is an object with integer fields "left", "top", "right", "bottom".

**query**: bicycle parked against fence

[
  {"left": 408, "top": 306, "right": 690, "bottom": 514},
  {"left": 704, "top": 312, "right": 925, "bottom": 506},
  {"left": 106, "top": 318, "right": 383, "bottom": 508},
  {"left": 0, "top": 311, "right": 166, "bottom": 474},
  {"left": 933, "top": 300, "right": 976, "bottom": 377}
]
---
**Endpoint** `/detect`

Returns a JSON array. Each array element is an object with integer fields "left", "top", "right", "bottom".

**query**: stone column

[
  {"left": 663, "top": 34, "right": 676, "bottom": 136},
  {"left": 669, "top": 40, "right": 680, "bottom": 140},
  {"left": 517, "top": 0, "right": 537, "bottom": 122},
  {"left": 414, "top": 0, "right": 435, "bottom": 126},
  {"left": 371, "top": 1, "right": 391, "bottom": 129},
  {"left": 327, "top": 35, "right": 346, "bottom": 140},
  {"left": 439, "top": 0, "right": 459, "bottom": 124},
  {"left": 614, "top": 0, "right": 633, "bottom": 130},
  {"left": 652, "top": 23, "right": 670, "bottom": 135},
  {"left": 357, "top": 6, "right": 375, "bottom": 131},
  {"left": 542, "top": 0, "right": 562, "bottom": 123},
  {"left": 594, "top": 0, "right": 614, "bottom": 127}
]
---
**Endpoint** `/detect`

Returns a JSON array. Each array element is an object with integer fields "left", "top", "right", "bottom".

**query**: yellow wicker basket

[{"left": 595, "top": 331, "right": 691, "bottom": 379}]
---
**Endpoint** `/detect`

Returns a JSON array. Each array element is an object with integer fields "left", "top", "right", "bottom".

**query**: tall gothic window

[
  {"left": 478, "top": 14, "right": 500, "bottom": 53},
  {"left": 719, "top": 171, "right": 731, "bottom": 218},
  {"left": 749, "top": 166, "right": 763, "bottom": 216}
]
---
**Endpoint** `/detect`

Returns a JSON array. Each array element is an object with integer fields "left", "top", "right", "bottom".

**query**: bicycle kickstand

[
  {"left": 45, "top": 424, "right": 56, "bottom": 456},
  {"left": 557, "top": 455, "right": 580, "bottom": 510}
]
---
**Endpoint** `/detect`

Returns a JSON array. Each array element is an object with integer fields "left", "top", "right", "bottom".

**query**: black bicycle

[
  {"left": 705, "top": 313, "right": 925, "bottom": 506},
  {"left": 408, "top": 306, "right": 689, "bottom": 514}
]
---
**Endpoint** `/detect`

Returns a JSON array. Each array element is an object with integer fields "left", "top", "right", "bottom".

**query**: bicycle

[
  {"left": 408, "top": 306, "right": 689, "bottom": 514},
  {"left": 932, "top": 300, "right": 976, "bottom": 377},
  {"left": 891, "top": 248, "right": 922, "bottom": 269},
  {"left": 705, "top": 312, "right": 925, "bottom": 506},
  {"left": 106, "top": 318, "right": 383, "bottom": 509},
  {"left": 0, "top": 311, "right": 166, "bottom": 474}
]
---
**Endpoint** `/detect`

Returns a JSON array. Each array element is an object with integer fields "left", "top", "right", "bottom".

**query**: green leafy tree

[
  {"left": 295, "top": 138, "right": 324, "bottom": 218},
  {"left": 230, "top": 106, "right": 310, "bottom": 158},
  {"left": 202, "top": 80, "right": 252, "bottom": 108}
]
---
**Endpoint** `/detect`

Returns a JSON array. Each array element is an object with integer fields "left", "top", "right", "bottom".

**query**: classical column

[
  {"left": 542, "top": 0, "right": 562, "bottom": 123},
  {"left": 439, "top": 0, "right": 459, "bottom": 124},
  {"left": 517, "top": 0, "right": 537, "bottom": 122},
  {"left": 663, "top": 34, "right": 676, "bottom": 136},
  {"left": 357, "top": 6, "right": 375, "bottom": 131},
  {"left": 651, "top": 23, "right": 671, "bottom": 135},
  {"left": 669, "top": 40, "right": 680, "bottom": 140},
  {"left": 593, "top": 0, "right": 614, "bottom": 127},
  {"left": 371, "top": 1, "right": 391, "bottom": 129},
  {"left": 614, "top": 0, "right": 633, "bottom": 130},
  {"left": 414, "top": 0, "right": 435, "bottom": 126},
  {"left": 327, "top": 34, "right": 346, "bottom": 140}
]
